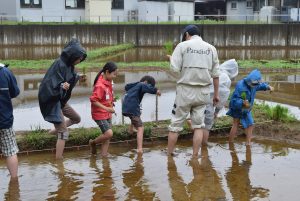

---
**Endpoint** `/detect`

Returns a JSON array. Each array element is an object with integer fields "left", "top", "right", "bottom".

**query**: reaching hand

[
  {"left": 156, "top": 90, "right": 161, "bottom": 96},
  {"left": 269, "top": 86, "right": 274, "bottom": 93}
]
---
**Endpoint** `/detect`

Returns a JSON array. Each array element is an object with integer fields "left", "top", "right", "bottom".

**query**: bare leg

[
  {"left": 136, "top": 126, "right": 144, "bottom": 153},
  {"left": 202, "top": 129, "right": 209, "bottom": 145},
  {"left": 100, "top": 140, "right": 110, "bottom": 157},
  {"left": 167, "top": 132, "right": 178, "bottom": 155},
  {"left": 245, "top": 125, "right": 254, "bottom": 146},
  {"left": 56, "top": 139, "right": 65, "bottom": 159},
  {"left": 6, "top": 155, "right": 18, "bottom": 178},
  {"left": 192, "top": 128, "right": 204, "bottom": 157},
  {"left": 90, "top": 129, "right": 113, "bottom": 157},
  {"left": 229, "top": 118, "right": 240, "bottom": 142}
]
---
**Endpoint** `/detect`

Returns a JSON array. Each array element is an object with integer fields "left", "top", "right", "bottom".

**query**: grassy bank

[
  {"left": 3, "top": 58, "right": 300, "bottom": 71},
  {"left": 14, "top": 103, "right": 297, "bottom": 152}
]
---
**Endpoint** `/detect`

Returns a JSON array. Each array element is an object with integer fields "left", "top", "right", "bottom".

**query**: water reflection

[
  {"left": 89, "top": 157, "right": 116, "bottom": 201},
  {"left": 4, "top": 179, "right": 20, "bottom": 201},
  {"left": 0, "top": 46, "right": 102, "bottom": 60},
  {"left": 226, "top": 143, "right": 269, "bottom": 201},
  {"left": 122, "top": 154, "right": 155, "bottom": 200},
  {"left": 187, "top": 147, "right": 226, "bottom": 200},
  {"left": 0, "top": 140, "right": 300, "bottom": 200},
  {"left": 167, "top": 147, "right": 226, "bottom": 201},
  {"left": 47, "top": 160, "right": 83, "bottom": 201}
]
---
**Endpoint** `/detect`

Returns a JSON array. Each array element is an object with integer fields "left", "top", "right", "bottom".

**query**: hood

[
  {"left": 60, "top": 38, "right": 87, "bottom": 66},
  {"left": 244, "top": 69, "right": 262, "bottom": 86},
  {"left": 125, "top": 82, "right": 139, "bottom": 91},
  {"left": 219, "top": 59, "right": 238, "bottom": 79}
]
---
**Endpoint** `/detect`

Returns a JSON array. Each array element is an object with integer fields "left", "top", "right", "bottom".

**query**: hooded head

[
  {"left": 181, "top": 25, "right": 200, "bottom": 42},
  {"left": 60, "top": 38, "right": 87, "bottom": 66},
  {"left": 219, "top": 59, "right": 238, "bottom": 79},
  {"left": 244, "top": 69, "right": 262, "bottom": 87}
]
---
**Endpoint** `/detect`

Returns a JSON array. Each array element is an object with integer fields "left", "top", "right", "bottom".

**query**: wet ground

[
  {"left": 1, "top": 138, "right": 300, "bottom": 201},
  {"left": 1, "top": 46, "right": 300, "bottom": 60},
  {"left": 11, "top": 70, "right": 300, "bottom": 131}
]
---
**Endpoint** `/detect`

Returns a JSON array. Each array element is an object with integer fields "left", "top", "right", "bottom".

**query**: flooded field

[
  {"left": 1, "top": 138, "right": 300, "bottom": 201},
  {"left": 11, "top": 70, "right": 300, "bottom": 131},
  {"left": 1, "top": 46, "right": 300, "bottom": 60}
]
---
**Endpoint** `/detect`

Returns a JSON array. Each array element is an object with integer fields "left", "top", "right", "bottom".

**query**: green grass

[
  {"left": 16, "top": 121, "right": 170, "bottom": 151},
  {"left": 237, "top": 59, "right": 300, "bottom": 69},
  {"left": 86, "top": 43, "right": 134, "bottom": 60},
  {"left": 4, "top": 58, "right": 300, "bottom": 71}
]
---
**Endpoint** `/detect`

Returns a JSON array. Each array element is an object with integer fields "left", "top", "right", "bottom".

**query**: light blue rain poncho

[{"left": 226, "top": 69, "right": 270, "bottom": 128}]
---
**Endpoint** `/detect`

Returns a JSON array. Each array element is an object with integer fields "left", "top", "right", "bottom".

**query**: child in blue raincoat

[{"left": 226, "top": 69, "right": 274, "bottom": 145}]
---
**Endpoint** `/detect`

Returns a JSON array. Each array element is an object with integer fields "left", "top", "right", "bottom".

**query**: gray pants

[{"left": 54, "top": 103, "right": 81, "bottom": 140}]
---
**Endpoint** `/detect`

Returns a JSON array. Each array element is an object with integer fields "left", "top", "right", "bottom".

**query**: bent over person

[
  {"left": 167, "top": 25, "right": 220, "bottom": 157},
  {"left": 0, "top": 63, "right": 20, "bottom": 178},
  {"left": 38, "top": 39, "right": 87, "bottom": 159}
]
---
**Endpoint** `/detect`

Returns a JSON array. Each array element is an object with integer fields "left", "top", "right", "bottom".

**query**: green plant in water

[
  {"left": 163, "top": 41, "right": 174, "bottom": 55},
  {"left": 260, "top": 104, "right": 296, "bottom": 123}
]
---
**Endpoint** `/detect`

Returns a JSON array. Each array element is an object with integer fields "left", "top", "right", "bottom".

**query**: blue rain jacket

[
  {"left": 226, "top": 69, "right": 269, "bottom": 128},
  {"left": 0, "top": 65, "right": 20, "bottom": 129},
  {"left": 122, "top": 82, "right": 157, "bottom": 117}
]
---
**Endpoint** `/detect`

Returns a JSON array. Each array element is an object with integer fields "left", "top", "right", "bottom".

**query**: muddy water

[
  {"left": 1, "top": 138, "right": 300, "bottom": 201},
  {"left": 11, "top": 70, "right": 300, "bottom": 131},
  {"left": 2, "top": 46, "right": 300, "bottom": 60}
]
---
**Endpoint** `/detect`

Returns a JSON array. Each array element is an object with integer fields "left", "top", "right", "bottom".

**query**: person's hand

[
  {"left": 243, "top": 100, "right": 251, "bottom": 109},
  {"left": 213, "top": 95, "right": 219, "bottom": 106},
  {"left": 62, "top": 82, "right": 70, "bottom": 90},
  {"left": 106, "top": 107, "right": 115, "bottom": 113},
  {"left": 166, "top": 55, "right": 171, "bottom": 60},
  {"left": 156, "top": 90, "right": 161, "bottom": 96},
  {"left": 269, "top": 86, "right": 274, "bottom": 93}
]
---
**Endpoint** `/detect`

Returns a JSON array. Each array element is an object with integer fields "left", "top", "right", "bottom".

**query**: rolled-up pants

[{"left": 54, "top": 103, "right": 81, "bottom": 140}]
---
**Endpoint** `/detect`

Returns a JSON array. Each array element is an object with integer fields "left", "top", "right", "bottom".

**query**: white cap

[{"left": 0, "top": 63, "right": 5, "bottom": 67}]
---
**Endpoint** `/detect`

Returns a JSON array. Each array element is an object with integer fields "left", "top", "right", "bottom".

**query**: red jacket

[{"left": 90, "top": 75, "right": 114, "bottom": 120}]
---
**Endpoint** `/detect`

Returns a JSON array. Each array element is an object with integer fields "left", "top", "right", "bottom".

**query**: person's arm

[
  {"left": 169, "top": 44, "right": 183, "bottom": 72},
  {"left": 6, "top": 69, "right": 20, "bottom": 98},
  {"left": 92, "top": 101, "right": 115, "bottom": 113},
  {"left": 257, "top": 82, "right": 274, "bottom": 92},
  {"left": 141, "top": 83, "right": 158, "bottom": 94},
  {"left": 213, "top": 77, "right": 219, "bottom": 106}
]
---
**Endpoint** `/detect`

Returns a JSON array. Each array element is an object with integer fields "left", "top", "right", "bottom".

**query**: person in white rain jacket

[
  {"left": 188, "top": 59, "right": 238, "bottom": 144},
  {"left": 167, "top": 25, "right": 220, "bottom": 157}
]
